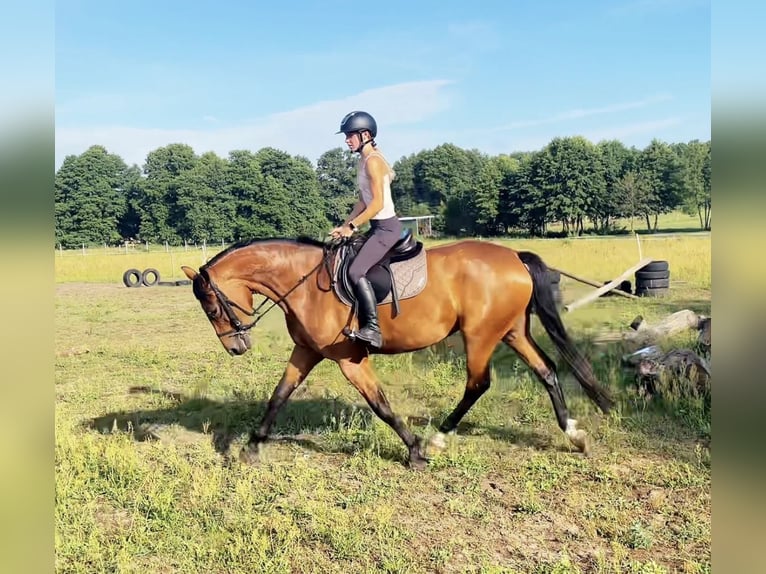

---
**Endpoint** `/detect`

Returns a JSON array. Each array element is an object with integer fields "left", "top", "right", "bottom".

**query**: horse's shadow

[
  {"left": 86, "top": 385, "right": 564, "bottom": 463},
  {"left": 88, "top": 386, "right": 374, "bottom": 459}
]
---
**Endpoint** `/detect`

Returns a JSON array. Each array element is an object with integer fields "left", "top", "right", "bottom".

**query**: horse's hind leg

[
  {"left": 240, "top": 345, "right": 323, "bottom": 464},
  {"left": 428, "top": 333, "right": 497, "bottom": 454},
  {"left": 337, "top": 352, "right": 428, "bottom": 470},
  {"left": 503, "top": 319, "right": 590, "bottom": 454}
]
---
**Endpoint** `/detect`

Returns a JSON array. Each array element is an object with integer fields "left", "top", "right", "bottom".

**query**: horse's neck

[{"left": 238, "top": 243, "right": 323, "bottom": 297}]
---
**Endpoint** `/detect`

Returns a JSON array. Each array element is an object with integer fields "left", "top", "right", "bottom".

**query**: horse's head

[{"left": 182, "top": 265, "right": 254, "bottom": 356}]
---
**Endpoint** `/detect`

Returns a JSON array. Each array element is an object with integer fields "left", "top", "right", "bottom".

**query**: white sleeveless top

[{"left": 357, "top": 151, "right": 397, "bottom": 220}]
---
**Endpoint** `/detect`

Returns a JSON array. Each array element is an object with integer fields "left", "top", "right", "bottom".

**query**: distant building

[{"left": 399, "top": 215, "right": 434, "bottom": 237}]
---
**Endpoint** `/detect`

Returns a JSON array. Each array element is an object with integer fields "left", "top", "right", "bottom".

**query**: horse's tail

[{"left": 518, "top": 251, "right": 614, "bottom": 414}]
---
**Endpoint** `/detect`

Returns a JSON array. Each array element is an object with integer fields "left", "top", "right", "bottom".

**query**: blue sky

[{"left": 55, "top": 0, "right": 710, "bottom": 169}]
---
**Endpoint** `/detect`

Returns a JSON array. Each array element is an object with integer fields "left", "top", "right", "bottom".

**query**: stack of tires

[
  {"left": 122, "top": 268, "right": 191, "bottom": 288},
  {"left": 634, "top": 260, "right": 670, "bottom": 297}
]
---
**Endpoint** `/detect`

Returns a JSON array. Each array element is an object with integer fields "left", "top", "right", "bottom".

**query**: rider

[{"left": 330, "top": 111, "right": 402, "bottom": 349}]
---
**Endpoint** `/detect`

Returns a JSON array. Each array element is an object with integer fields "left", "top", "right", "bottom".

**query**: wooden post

[
  {"left": 564, "top": 258, "right": 653, "bottom": 312},
  {"left": 550, "top": 268, "right": 639, "bottom": 300}
]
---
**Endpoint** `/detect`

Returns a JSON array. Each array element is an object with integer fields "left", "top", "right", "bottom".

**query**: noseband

[
  {"left": 203, "top": 273, "right": 262, "bottom": 340},
  {"left": 201, "top": 240, "right": 342, "bottom": 340}
]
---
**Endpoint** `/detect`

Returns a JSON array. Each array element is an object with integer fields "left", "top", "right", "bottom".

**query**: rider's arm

[{"left": 344, "top": 200, "right": 366, "bottom": 226}]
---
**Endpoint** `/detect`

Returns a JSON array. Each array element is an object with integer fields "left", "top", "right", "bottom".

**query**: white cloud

[
  {"left": 477, "top": 117, "right": 686, "bottom": 155},
  {"left": 489, "top": 94, "right": 673, "bottom": 132},
  {"left": 576, "top": 117, "right": 684, "bottom": 143},
  {"left": 55, "top": 79, "right": 453, "bottom": 168}
]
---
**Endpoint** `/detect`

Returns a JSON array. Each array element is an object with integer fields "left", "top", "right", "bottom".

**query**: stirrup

[
  {"left": 342, "top": 326, "right": 382, "bottom": 348},
  {"left": 354, "top": 327, "right": 382, "bottom": 348}
]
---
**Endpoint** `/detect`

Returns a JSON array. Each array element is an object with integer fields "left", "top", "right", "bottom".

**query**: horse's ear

[{"left": 181, "top": 266, "right": 198, "bottom": 281}]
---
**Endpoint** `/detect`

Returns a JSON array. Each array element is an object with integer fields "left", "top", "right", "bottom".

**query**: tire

[
  {"left": 636, "top": 278, "right": 670, "bottom": 290},
  {"left": 640, "top": 260, "right": 669, "bottom": 273},
  {"left": 636, "top": 287, "right": 669, "bottom": 298},
  {"left": 122, "top": 268, "right": 142, "bottom": 288},
  {"left": 141, "top": 268, "right": 160, "bottom": 287},
  {"left": 547, "top": 269, "right": 561, "bottom": 284},
  {"left": 175, "top": 279, "right": 192, "bottom": 286},
  {"left": 635, "top": 270, "right": 670, "bottom": 281},
  {"left": 157, "top": 281, "right": 176, "bottom": 287},
  {"left": 604, "top": 279, "right": 632, "bottom": 296}
]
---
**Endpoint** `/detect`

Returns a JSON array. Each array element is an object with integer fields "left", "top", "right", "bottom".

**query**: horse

[{"left": 181, "top": 235, "right": 614, "bottom": 470}]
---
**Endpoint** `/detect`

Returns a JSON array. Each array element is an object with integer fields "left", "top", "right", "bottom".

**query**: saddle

[{"left": 332, "top": 228, "right": 428, "bottom": 318}]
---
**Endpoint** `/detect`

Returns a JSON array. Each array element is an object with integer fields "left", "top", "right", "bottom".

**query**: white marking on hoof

[
  {"left": 565, "top": 419, "right": 590, "bottom": 455},
  {"left": 431, "top": 432, "right": 447, "bottom": 450},
  {"left": 427, "top": 432, "right": 447, "bottom": 455}
]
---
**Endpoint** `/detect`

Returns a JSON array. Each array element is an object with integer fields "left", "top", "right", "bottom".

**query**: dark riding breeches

[{"left": 347, "top": 216, "right": 403, "bottom": 285}]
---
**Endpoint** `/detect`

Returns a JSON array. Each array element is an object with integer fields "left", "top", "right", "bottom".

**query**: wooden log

[
  {"left": 565, "top": 258, "right": 653, "bottom": 312},
  {"left": 635, "top": 348, "right": 711, "bottom": 399},
  {"left": 551, "top": 268, "right": 639, "bottom": 300},
  {"left": 594, "top": 309, "right": 706, "bottom": 346}
]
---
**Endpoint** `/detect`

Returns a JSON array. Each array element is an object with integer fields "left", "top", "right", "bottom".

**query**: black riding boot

[{"left": 352, "top": 277, "right": 382, "bottom": 349}]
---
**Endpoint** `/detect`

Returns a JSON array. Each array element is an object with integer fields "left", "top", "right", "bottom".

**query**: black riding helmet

[{"left": 336, "top": 111, "right": 377, "bottom": 138}]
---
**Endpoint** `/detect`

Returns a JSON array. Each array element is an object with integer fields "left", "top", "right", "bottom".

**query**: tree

[
  {"left": 413, "top": 144, "right": 485, "bottom": 235},
  {"left": 134, "top": 143, "right": 198, "bottom": 243},
  {"left": 499, "top": 152, "right": 547, "bottom": 236},
  {"left": 390, "top": 153, "right": 419, "bottom": 216},
  {"left": 675, "top": 140, "right": 711, "bottom": 230},
  {"left": 316, "top": 147, "right": 357, "bottom": 223},
  {"left": 468, "top": 156, "right": 504, "bottom": 235},
  {"left": 227, "top": 149, "right": 269, "bottom": 239},
  {"left": 595, "top": 140, "right": 638, "bottom": 233},
  {"left": 615, "top": 171, "right": 652, "bottom": 232},
  {"left": 54, "top": 145, "right": 135, "bottom": 247},
  {"left": 175, "top": 152, "right": 235, "bottom": 243},
  {"left": 530, "top": 137, "right": 605, "bottom": 235},
  {"left": 254, "top": 147, "right": 329, "bottom": 237},
  {"left": 638, "top": 139, "right": 685, "bottom": 231}
]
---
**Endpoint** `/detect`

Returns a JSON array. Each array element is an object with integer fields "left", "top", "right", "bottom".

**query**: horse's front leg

[
  {"left": 338, "top": 352, "right": 428, "bottom": 470},
  {"left": 240, "top": 344, "right": 323, "bottom": 464}
]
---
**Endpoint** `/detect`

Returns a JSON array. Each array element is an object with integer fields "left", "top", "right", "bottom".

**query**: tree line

[{"left": 54, "top": 136, "right": 710, "bottom": 248}]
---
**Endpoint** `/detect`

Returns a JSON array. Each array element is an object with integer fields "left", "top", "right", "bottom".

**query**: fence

[{"left": 55, "top": 239, "right": 230, "bottom": 260}]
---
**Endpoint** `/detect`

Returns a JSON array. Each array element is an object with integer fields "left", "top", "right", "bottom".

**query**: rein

[{"left": 203, "top": 238, "right": 345, "bottom": 339}]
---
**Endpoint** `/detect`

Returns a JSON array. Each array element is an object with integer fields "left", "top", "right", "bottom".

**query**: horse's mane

[{"left": 201, "top": 236, "right": 326, "bottom": 269}]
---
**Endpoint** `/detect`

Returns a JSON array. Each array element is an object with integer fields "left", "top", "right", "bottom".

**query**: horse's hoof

[
  {"left": 565, "top": 419, "right": 591, "bottom": 455},
  {"left": 566, "top": 430, "right": 590, "bottom": 455},
  {"left": 408, "top": 440, "right": 430, "bottom": 471},
  {"left": 573, "top": 430, "right": 591, "bottom": 455},
  {"left": 238, "top": 443, "right": 262, "bottom": 465},
  {"left": 408, "top": 454, "right": 429, "bottom": 471}
]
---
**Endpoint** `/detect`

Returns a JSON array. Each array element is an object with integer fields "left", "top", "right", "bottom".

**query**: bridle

[{"left": 200, "top": 239, "right": 344, "bottom": 340}]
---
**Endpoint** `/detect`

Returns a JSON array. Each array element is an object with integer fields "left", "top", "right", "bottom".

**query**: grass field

[{"left": 55, "top": 232, "right": 711, "bottom": 573}]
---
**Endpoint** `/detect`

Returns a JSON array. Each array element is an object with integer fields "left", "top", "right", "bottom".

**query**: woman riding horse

[{"left": 329, "top": 111, "right": 401, "bottom": 350}]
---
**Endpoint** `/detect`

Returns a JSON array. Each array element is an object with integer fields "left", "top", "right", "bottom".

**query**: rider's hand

[{"left": 329, "top": 224, "right": 353, "bottom": 239}]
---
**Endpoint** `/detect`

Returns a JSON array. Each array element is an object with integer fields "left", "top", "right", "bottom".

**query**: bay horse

[{"left": 181, "top": 236, "right": 614, "bottom": 469}]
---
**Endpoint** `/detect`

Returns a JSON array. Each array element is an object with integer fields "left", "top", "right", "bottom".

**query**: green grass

[{"left": 55, "top": 234, "right": 710, "bottom": 573}]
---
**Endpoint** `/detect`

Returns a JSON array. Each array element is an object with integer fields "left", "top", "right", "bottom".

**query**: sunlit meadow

[{"left": 55, "top": 219, "right": 711, "bottom": 573}]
